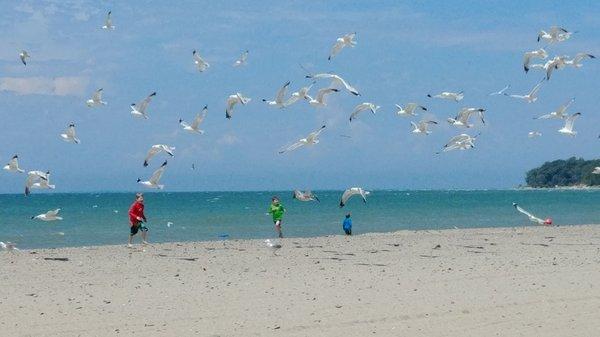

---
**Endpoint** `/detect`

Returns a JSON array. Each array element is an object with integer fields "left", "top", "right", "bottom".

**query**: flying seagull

[
  {"left": 19, "top": 50, "right": 29, "bottom": 66},
  {"left": 180, "top": 105, "right": 207, "bottom": 134},
  {"left": 233, "top": 50, "right": 248, "bottom": 67},
  {"left": 339, "top": 187, "right": 370, "bottom": 208},
  {"left": 489, "top": 84, "right": 511, "bottom": 96},
  {"left": 102, "top": 11, "right": 114, "bottom": 30},
  {"left": 564, "top": 53, "right": 595, "bottom": 68},
  {"left": 523, "top": 48, "right": 548, "bottom": 73},
  {"left": 447, "top": 107, "right": 486, "bottom": 128},
  {"left": 293, "top": 190, "right": 320, "bottom": 202},
  {"left": 349, "top": 102, "right": 379, "bottom": 122},
  {"left": 3, "top": 155, "right": 24, "bottom": 173},
  {"left": 193, "top": 50, "right": 209, "bottom": 72},
  {"left": 32, "top": 209, "right": 63, "bottom": 221},
  {"left": 306, "top": 73, "right": 360, "bottom": 96},
  {"left": 537, "top": 26, "right": 571, "bottom": 44},
  {"left": 328, "top": 32, "right": 357, "bottom": 60},
  {"left": 30, "top": 172, "right": 55, "bottom": 193},
  {"left": 25, "top": 170, "right": 49, "bottom": 196},
  {"left": 279, "top": 125, "right": 326, "bottom": 154},
  {"left": 263, "top": 81, "right": 296, "bottom": 108},
  {"left": 534, "top": 98, "right": 574, "bottom": 120},
  {"left": 60, "top": 123, "right": 80, "bottom": 144},
  {"left": 395, "top": 103, "right": 427, "bottom": 117},
  {"left": 427, "top": 91, "right": 464, "bottom": 102},
  {"left": 131, "top": 92, "right": 156, "bottom": 119},
  {"left": 528, "top": 131, "right": 542, "bottom": 138},
  {"left": 138, "top": 161, "right": 168, "bottom": 189},
  {"left": 226, "top": 93, "right": 251, "bottom": 119},
  {"left": 307, "top": 87, "right": 339, "bottom": 107},
  {"left": 143, "top": 144, "right": 175, "bottom": 167},
  {"left": 513, "top": 202, "right": 552, "bottom": 225},
  {"left": 411, "top": 120, "right": 438, "bottom": 135},
  {"left": 505, "top": 78, "right": 544, "bottom": 103},
  {"left": 440, "top": 133, "right": 479, "bottom": 153},
  {"left": 557, "top": 112, "right": 581, "bottom": 137},
  {"left": 86, "top": 88, "right": 107, "bottom": 107}
]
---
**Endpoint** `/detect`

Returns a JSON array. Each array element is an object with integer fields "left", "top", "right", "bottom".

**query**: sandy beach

[{"left": 2, "top": 225, "right": 600, "bottom": 337}]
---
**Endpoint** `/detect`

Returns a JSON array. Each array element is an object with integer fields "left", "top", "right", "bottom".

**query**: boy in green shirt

[{"left": 268, "top": 196, "right": 285, "bottom": 238}]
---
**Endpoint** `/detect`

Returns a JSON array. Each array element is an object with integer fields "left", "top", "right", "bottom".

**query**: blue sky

[{"left": 0, "top": 1, "right": 599, "bottom": 193}]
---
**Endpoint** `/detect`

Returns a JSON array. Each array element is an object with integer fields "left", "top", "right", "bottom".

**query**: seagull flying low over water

[
  {"left": 144, "top": 144, "right": 175, "bottom": 167},
  {"left": 225, "top": 93, "right": 251, "bottom": 119},
  {"left": 489, "top": 84, "right": 511, "bottom": 96},
  {"left": 349, "top": 103, "right": 379, "bottom": 122},
  {"left": 25, "top": 170, "right": 49, "bottom": 196},
  {"left": 263, "top": 81, "right": 296, "bottom": 108},
  {"left": 306, "top": 73, "right": 360, "bottom": 96},
  {"left": 279, "top": 125, "right": 326, "bottom": 154},
  {"left": 440, "top": 133, "right": 479, "bottom": 153},
  {"left": 528, "top": 131, "right": 542, "bottom": 138},
  {"left": 233, "top": 50, "right": 248, "bottom": 67},
  {"left": 32, "top": 209, "right": 63, "bottom": 221},
  {"left": 513, "top": 202, "right": 552, "bottom": 225},
  {"left": 102, "top": 11, "right": 114, "bottom": 30},
  {"left": 19, "top": 50, "right": 29, "bottom": 65},
  {"left": 523, "top": 48, "right": 548, "bottom": 73},
  {"left": 427, "top": 91, "right": 464, "bottom": 102},
  {"left": 86, "top": 88, "right": 107, "bottom": 107},
  {"left": 131, "top": 92, "right": 156, "bottom": 119},
  {"left": 306, "top": 87, "right": 338, "bottom": 107},
  {"left": 564, "top": 53, "right": 595, "bottom": 68},
  {"left": 534, "top": 98, "right": 574, "bottom": 120},
  {"left": 180, "top": 106, "right": 207, "bottom": 134},
  {"left": 293, "top": 190, "right": 320, "bottom": 202},
  {"left": 138, "top": 161, "right": 167, "bottom": 189},
  {"left": 60, "top": 123, "right": 80, "bottom": 144},
  {"left": 3, "top": 155, "right": 24, "bottom": 173},
  {"left": 411, "top": 120, "right": 438, "bottom": 135},
  {"left": 558, "top": 112, "right": 581, "bottom": 137},
  {"left": 537, "top": 26, "right": 571, "bottom": 44},
  {"left": 339, "top": 187, "right": 370, "bottom": 208},
  {"left": 447, "top": 108, "right": 486, "bottom": 128},
  {"left": 396, "top": 103, "right": 426, "bottom": 117},
  {"left": 328, "top": 32, "right": 357, "bottom": 60},
  {"left": 505, "top": 78, "right": 544, "bottom": 103},
  {"left": 193, "top": 50, "right": 209, "bottom": 72}
]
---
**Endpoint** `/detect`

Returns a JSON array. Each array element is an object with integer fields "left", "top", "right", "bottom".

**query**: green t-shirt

[{"left": 268, "top": 203, "right": 285, "bottom": 221}]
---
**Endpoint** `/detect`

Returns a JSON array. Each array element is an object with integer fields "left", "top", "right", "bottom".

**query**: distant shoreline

[{"left": 517, "top": 185, "right": 600, "bottom": 190}]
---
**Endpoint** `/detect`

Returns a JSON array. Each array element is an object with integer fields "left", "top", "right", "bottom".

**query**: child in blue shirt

[{"left": 343, "top": 213, "right": 352, "bottom": 235}]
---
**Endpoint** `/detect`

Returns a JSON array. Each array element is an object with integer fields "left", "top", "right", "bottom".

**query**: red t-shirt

[{"left": 128, "top": 201, "right": 146, "bottom": 226}]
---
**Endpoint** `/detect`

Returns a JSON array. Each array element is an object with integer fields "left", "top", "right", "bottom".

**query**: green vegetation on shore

[{"left": 525, "top": 157, "right": 600, "bottom": 188}]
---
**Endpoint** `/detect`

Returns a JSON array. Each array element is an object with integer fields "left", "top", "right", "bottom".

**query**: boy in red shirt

[{"left": 128, "top": 193, "right": 149, "bottom": 247}]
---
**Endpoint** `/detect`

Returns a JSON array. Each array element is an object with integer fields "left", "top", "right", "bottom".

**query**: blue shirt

[{"left": 343, "top": 218, "right": 352, "bottom": 230}]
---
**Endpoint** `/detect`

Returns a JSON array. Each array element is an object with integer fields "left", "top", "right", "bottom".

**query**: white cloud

[{"left": 0, "top": 76, "right": 88, "bottom": 96}]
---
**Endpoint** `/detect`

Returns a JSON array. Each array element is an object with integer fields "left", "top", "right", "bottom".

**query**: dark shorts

[
  {"left": 130, "top": 222, "right": 148, "bottom": 235},
  {"left": 344, "top": 228, "right": 352, "bottom": 235}
]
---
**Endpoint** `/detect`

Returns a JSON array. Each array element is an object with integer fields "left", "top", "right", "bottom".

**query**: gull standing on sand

[
  {"left": 534, "top": 98, "right": 574, "bottom": 120},
  {"left": 427, "top": 91, "right": 464, "bottom": 102},
  {"left": 279, "top": 125, "right": 326, "bottom": 154},
  {"left": 523, "top": 48, "right": 548, "bottom": 73},
  {"left": 19, "top": 50, "right": 29, "bottom": 66},
  {"left": 489, "top": 84, "right": 511, "bottom": 96},
  {"left": 131, "top": 92, "right": 156, "bottom": 119},
  {"left": 180, "top": 106, "right": 207, "bottom": 134},
  {"left": 225, "top": 93, "right": 251, "bottom": 119},
  {"left": 447, "top": 108, "right": 486, "bottom": 128},
  {"left": 292, "top": 190, "right": 319, "bottom": 202},
  {"left": 60, "top": 123, "right": 80, "bottom": 144},
  {"left": 440, "top": 133, "right": 479, "bottom": 152},
  {"left": 396, "top": 103, "right": 427, "bottom": 117},
  {"left": 307, "top": 87, "right": 339, "bottom": 107},
  {"left": 328, "top": 32, "right": 357, "bottom": 60},
  {"left": 339, "top": 187, "right": 370, "bottom": 207},
  {"left": 25, "top": 170, "right": 49, "bottom": 196},
  {"left": 102, "top": 11, "right": 114, "bottom": 30},
  {"left": 3, "top": 155, "right": 24, "bottom": 173},
  {"left": 512, "top": 203, "right": 552, "bottom": 225},
  {"left": 506, "top": 79, "right": 544, "bottom": 103},
  {"left": 263, "top": 81, "right": 295, "bottom": 108},
  {"left": 32, "top": 209, "right": 63, "bottom": 221},
  {"left": 537, "top": 26, "right": 570, "bottom": 44},
  {"left": 86, "top": 88, "right": 107, "bottom": 107},
  {"left": 138, "top": 161, "right": 167, "bottom": 189},
  {"left": 349, "top": 103, "right": 379, "bottom": 122},
  {"left": 557, "top": 112, "right": 581, "bottom": 137},
  {"left": 306, "top": 73, "right": 360, "bottom": 96},
  {"left": 528, "top": 131, "right": 542, "bottom": 138},
  {"left": 233, "top": 50, "right": 248, "bottom": 67},
  {"left": 193, "top": 50, "right": 209, "bottom": 72},
  {"left": 411, "top": 120, "right": 438, "bottom": 135},
  {"left": 143, "top": 144, "right": 175, "bottom": 167},
  {"left": 564, "top": 53, "right": 595, "bottom": 68}
]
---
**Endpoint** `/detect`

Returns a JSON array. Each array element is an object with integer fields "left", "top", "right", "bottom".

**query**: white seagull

[
  {"left": 225, "top": 93, "right": 251, "bottom": 119},
  {"left": 279, "top": 125, "right": 326, "bottom": 154},
  {"left": 513, "top": 202, "right": 551, "bottom": 225},
  {"left": 32, "top": 209, "right": 63, "bottom": 221},
  {"left": 544, "top": 56, "right": 568, "bottom": 80},
  {"left": 534, "top": 98, "right": 574, "bottom": 120},
  {"left": 19, "top": 50, "right": 29, "bottom": 66},
  {"left": 537, "top": 26, "right": 570, "bottom": 44},
  {"left": 564, "top": 53, "right": 595, "bottom": 68},
  {"left": 233, "top": 50, "right": 249, "bottom": 67},
  {"left": 25, "top": 170, "right": 49, "bottom": 196},
  {"left": 557, "top": 112, "right": 581, "bottom": 137},
  {"left": 180, "top": 106, "right": 207, "bottom": 134},
  {"left": 263, "top": 81, "right": 295, "bottom": 108},
  {"left": 395, "top": 103, "right": 427, "bottom": 117},
  {"left": 30, "top": 173, "right": 56, "bottom": 192},
  {"left": 447, "top": 107, "right": 486, "bottom": 128},
  {"left": 307, "top": 87, "right": 339, "bottom": 107},
  {"left": 306, "top": 73, "right": 360, "bottom": 96},
  {"left": 193, "top": 50, "right": 209, "bottom": 72},
  {"left": 349, "top": 102, "right": 379, "bottom": 122},
  {"left": 0, "top": 241, "right": 19, "bottom": 251},
  {"left": 3, "top": 155, "right": 24, "bottom": 173},
  {"left": 293, "top": 190, "right": 320, "bottom": 202},
  {"left": 523, "top": 48, "right": 548, "bottom": 73},
  {"left": 506, "top": 79, "right": 544, "bottom": 103},
  {"left": 489, "top": 84, "right": 511, "bottom": 96},
  {"left": 131, "top": 92, "right": 156, "bottom": 119},
  {"left": 60, "top": 123, "right": 80, "bottom": 144},
  {"left": 528, "top": 131, "right": 542, "bottom": 138},
  {"left": 86, "top": 88, "right": 107, "bottom": 107},
  {"left": 427, "top": 91, "right": 464, "bottom": 102},
  {"left": 339, "top": 187, "right": 370, "bottom": 208},
  {"left": 328, "top": 32, "right": 357, "bottom": 60},
  {"left": 411, "top": 120, "right": 438, "bottom": 135},
  {"left": 102, "top": 11, "right": 114, "bottom": 30},
  {"left": 143, "top": 144, "right": 175, "bottom": 167},
  {"left": 440, "top": 133, "right": 479, "bottom": 152},
  {"left": 138, "top": 161, "right": 168, "bottom": 189}
]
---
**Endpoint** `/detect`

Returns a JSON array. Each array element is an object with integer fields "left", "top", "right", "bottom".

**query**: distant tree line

[{"left": 525, "top": 157, "right": 600, "bottom": 187}]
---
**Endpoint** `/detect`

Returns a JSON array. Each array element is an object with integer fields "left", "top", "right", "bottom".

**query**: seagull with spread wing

[
  {"left": 513, "top": 203, "right": 552, "bottom": 225},
  {"left": 3, "top": 155, "right": 24, "bottom": 173},
  {"left": 180, "top": 106, "right": 207, "bottom": 134},
  {"left": 279, "top": 125, "right": 326, "bottom": 154},
  {"left": 138, "top": 161, "right": 168, "bottom": 189},
  {"left": 131, "top": 92, "right": 156, "bottom": 119},
  {"left": 328, "top": 32, "right": 357, "bottom": 60}
]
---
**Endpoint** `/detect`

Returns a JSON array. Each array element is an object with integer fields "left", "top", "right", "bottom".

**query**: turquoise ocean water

[{"left": 1, "top": 190, "right": 598, "bottom": 249}]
